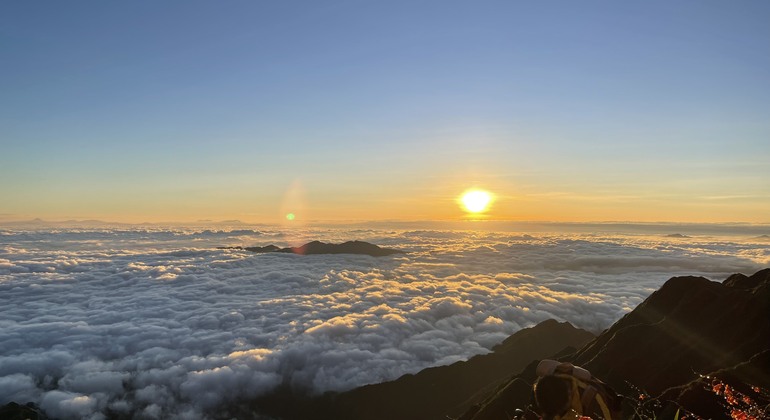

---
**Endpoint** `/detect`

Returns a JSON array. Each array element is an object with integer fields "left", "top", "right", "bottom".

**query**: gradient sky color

[{"left": 2, "top": 1, "right": 769, "bottom": 224}]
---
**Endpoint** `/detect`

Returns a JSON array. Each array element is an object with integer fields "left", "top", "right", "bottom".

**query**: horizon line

[{"left": 2, "top": 217, "right": 769, "bottom": 228}]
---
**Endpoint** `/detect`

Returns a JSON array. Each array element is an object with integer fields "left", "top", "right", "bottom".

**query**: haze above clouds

[{"left": 1, "top": 227, "right": 767, "bottom": 419}]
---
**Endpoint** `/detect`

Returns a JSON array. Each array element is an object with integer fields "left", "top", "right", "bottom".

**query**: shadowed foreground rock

[
  {"left": 247, "top": 320, "right": 594, "bottom": 420},
  {"left": 0, "top": 402, "right": 48, "bottom": 420},
  {"left": 460, "top": 268, "right": 770, "bottom": 420}
]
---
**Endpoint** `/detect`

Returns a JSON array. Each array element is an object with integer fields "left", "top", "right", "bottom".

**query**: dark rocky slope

[
  {"left": 0, "top": 402, "right": 47, "bottom": 420},
  {"left": 247, "top": 320, "right": 594, "bottom": 420},
  {"left": 459, "top": 268, "right": 770, "bottom": 420},
  {"left": 327, "top": 320, "right": 594, "bottom": 420}
]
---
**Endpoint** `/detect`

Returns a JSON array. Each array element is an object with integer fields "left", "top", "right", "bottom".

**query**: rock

[
  {"left": 0, "top": 402, "right": 48, "bottom": 420},
  {"left": 249, "top": 320, "right": 593, "bottom": 420},
  {"left": 224, "top": 241, "right": 405, "bottom": 257},
  {"left": 457, "top": 268, "right": 770, "bottom": 420}
]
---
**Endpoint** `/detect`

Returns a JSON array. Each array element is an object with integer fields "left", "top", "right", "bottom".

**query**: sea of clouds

[{"left": 0, "top": 226, "right": 768, "bottom": 419}]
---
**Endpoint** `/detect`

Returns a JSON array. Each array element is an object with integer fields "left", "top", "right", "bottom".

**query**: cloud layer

[{"left": 0, "top": 227, "right": 766, "bottom": 419}]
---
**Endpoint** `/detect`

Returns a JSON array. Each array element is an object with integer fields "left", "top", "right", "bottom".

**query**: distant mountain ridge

[{"left": 220, "top": 240, "right": 405, "bottom": 257}]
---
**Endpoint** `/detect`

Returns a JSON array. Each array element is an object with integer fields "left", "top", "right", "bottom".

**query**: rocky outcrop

[
  {"left": 327, "top": 320, "right": 594, "bottom": 420},
  {"left": 0, "top": 402, "right": 47, "bottom": 420},
  {"left": 220, "top": 241, "right": 405, "bottom": 257},
  {"left": 571, "top": 270, "right": 770, "bottom": 395},
  {"left": 246, "top": 321, "right": 594, "bottom": 420},
  {"left": 458, "top": 268, "right": 770, "bottom": 420}
]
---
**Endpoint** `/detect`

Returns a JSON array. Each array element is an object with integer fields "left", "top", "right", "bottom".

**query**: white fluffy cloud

[{"left": 0, "top": 226, "right": 766, "bottom": 419}]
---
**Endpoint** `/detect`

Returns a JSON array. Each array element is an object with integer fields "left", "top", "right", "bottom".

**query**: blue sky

[{"left": 1, "top": 1, "right": 769, "bottom": 223}]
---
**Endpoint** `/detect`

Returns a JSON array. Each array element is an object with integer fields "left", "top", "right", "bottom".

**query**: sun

[{"left": 460, "top": 189, "right": 493, "bottom": 214}]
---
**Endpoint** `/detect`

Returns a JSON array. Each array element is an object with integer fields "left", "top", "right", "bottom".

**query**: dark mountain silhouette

[
  {"left": 325, "top": 320, "right": 594, "bottom": 420},
  {"left": 246, "top": 320, "right": 594, "bottom": 420},
  {"left": 244, "top": 244, "right": 281, "bottom": 253},
  {"left": 0, "top": 402, "right": 47, "bottom": 420},
  {"left": 219, "top": 241, "right": 405, "bottom": 257},
  {"left": 276, "top": 241, "right": 404, "bottom": 256},
  {"left": 458, "top": 268, "right": 770, "bottom": 420},
  {"left": 665, "top": 233, "right": 690, "bottom": 238}
]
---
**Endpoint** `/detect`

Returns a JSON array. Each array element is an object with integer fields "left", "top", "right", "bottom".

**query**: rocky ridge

[
  {"left": 461, "top": 268, "right": 770, "bottom": 420},
  {"left": 219, "top": 240, "right": 405, "bottom": 257}
]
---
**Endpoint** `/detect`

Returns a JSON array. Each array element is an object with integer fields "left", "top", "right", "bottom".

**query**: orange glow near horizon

[{"left": 4, "top": 183, "right": 770, "bottom": 225}]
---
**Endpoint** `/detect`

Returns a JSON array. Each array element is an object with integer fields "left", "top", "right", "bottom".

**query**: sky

[{"left": 1, "top": 0, "right": 769, "bottom": 224}]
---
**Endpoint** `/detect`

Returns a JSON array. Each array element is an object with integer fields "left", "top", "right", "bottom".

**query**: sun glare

[{"left": 460, "top": 189, "right": 493, "bottom": 214}]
